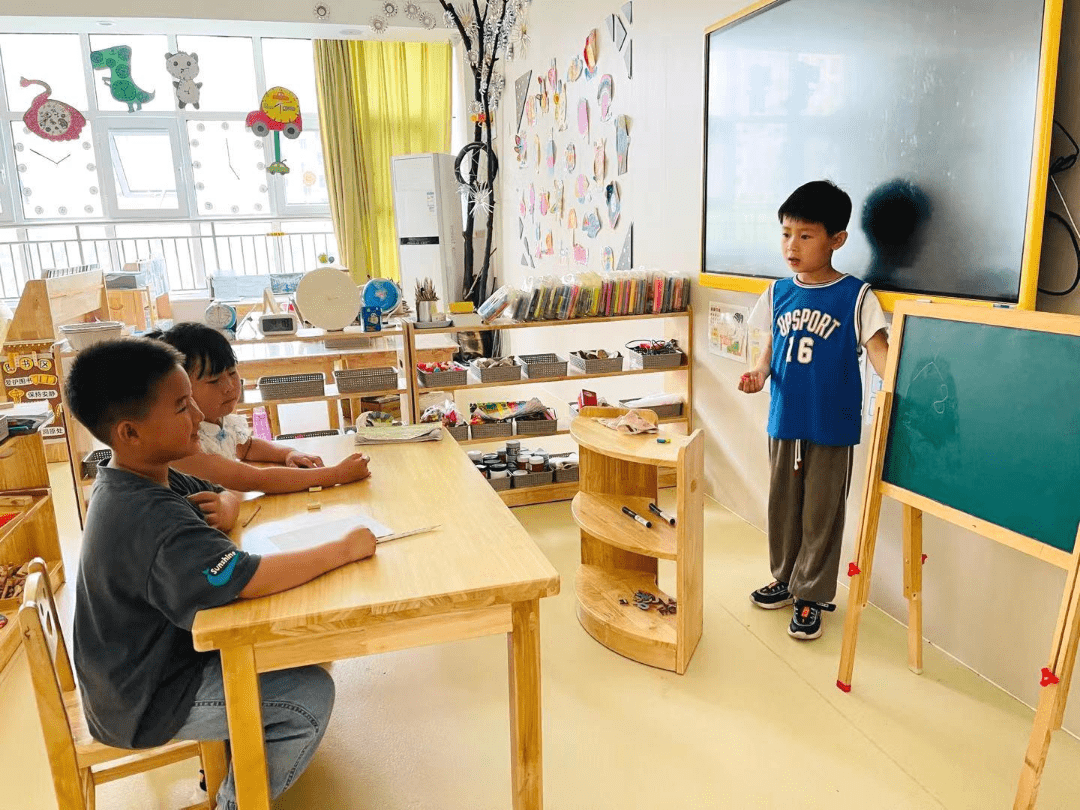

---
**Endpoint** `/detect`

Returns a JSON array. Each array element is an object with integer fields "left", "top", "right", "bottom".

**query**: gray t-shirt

[{"left": 73, "top": 464, "right": 260, "bottom": 749}]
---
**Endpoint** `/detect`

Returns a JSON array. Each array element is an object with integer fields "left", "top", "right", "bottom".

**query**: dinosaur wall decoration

[{"left": 90, "top": 46, "right": 155, "bottom": 112}]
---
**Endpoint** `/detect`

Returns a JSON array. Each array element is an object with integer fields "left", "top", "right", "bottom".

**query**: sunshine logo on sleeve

[{"left": 203, "top": 551, "right": 239, "bottom": 587}]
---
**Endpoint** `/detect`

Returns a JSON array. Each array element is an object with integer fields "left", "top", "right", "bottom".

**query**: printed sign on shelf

[{"left": 2, "top": 343, "right": 65, "bottom": 439}]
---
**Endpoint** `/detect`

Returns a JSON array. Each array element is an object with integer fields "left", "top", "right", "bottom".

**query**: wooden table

[{"left": 191, "top": 433, "right": 560, "bottom": 809}]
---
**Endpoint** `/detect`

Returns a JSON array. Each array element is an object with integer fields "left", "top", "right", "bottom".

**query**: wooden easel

[{"left": 835, "top": 301, "right": 1080, "bottom": 809}]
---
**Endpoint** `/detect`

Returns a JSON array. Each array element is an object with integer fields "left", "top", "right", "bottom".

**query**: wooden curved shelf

[
  {"left": 571, "top": 492, "right": 677, "bottom": 560},
  {"left": 570, "top": 416, "right": 692, "bottom": 468},
  {"left": 575, "top": 564, "right": 677, "bottom": 671}
]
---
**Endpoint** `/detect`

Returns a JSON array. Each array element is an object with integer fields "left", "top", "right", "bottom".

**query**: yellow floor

[{"left": 13, "top": 464, "right": 1080, "bottom": 809}]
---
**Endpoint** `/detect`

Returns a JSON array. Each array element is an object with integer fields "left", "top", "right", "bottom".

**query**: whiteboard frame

[{"left": 698, "top": 0, "right": 1065, "bottom": 312}]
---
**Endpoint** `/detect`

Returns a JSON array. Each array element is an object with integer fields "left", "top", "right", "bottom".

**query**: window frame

[{"left": 97, "top": 118, "right": 190, "bottom": 219}]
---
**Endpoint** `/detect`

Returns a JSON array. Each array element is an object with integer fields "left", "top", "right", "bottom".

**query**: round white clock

[
  {"left": 295, "top": 267, "right": 361, "bottom": 331},
  {"left": 204, "top": 301, "right": 237, "bottom": 331}
]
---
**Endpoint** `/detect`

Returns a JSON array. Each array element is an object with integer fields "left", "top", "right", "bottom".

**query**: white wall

[{"left": 498, "top": 0, "right": 1080, "bottom": 735}]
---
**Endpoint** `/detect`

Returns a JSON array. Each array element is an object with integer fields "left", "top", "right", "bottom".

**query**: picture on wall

[{"left": 708, "top": 302, "right": 749, "bottom": 362}]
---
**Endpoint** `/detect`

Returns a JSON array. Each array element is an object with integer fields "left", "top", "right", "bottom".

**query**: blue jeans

[{"left": 173, "top": 657, "right": 335, "bottom": 810}]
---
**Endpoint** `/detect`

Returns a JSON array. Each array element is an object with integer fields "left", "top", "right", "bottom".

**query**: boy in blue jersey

[{"left": 739, "top": 180, "right": 890, "bottom": 640}]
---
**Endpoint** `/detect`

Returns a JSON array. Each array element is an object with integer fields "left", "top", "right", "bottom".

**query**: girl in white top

[{"left": 156, "top": 322, "right": 370, "bottom": 493}]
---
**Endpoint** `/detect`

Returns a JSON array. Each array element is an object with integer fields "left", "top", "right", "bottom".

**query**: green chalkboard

[{"left": 883, "top": 316, "right": 1080, "bottom": 553}]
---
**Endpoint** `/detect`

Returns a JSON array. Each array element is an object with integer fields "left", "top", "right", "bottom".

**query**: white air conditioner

[{"left": 390, "top": 153, "right": 464, "bottom": 310}]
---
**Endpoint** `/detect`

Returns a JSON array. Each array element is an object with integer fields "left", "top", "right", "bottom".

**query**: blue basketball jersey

[{"left": 767, "top": 275, "right": 868, "bottom": 446}]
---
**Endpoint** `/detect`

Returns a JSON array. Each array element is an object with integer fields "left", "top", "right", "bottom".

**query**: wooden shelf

[
  {"left": 575, "top": 564, "right": 677, "bottom": 671},
  {"left": 240, "top": 381, "right": 408, "bottom": 407},
  {"left": 417, "top": 363, "right": 687, "bottom": 395},
  {"left": 572, "top": 492, "right": 677, "bottom": 560},
  {"left": 0, "top": 559, "right": 62, "bottom": 671},
  {"left": 231, "top": 325, "right": 405, "bottom": 345},
  {"left": 414, "top": 309, "right": 691, "bottom": 335},
  {"left": 570, "top": 415, "right": 695, "bottom": 468},
  {"left": 455, "top": 416, "right": 688, "bottom": 446}
]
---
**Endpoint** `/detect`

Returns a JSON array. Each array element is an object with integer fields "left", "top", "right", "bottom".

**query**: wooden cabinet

[{"left": 106, "top": 287, "right": 156, "bottom": 330}]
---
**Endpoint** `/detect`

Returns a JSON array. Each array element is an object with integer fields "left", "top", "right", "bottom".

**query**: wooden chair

[{"left": 19, "top": 559, "right": 227, "bottom": 810}]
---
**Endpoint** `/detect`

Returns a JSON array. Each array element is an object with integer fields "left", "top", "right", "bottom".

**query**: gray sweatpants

[{"left": 767, "top": 438, "right": 854, "bottom": 603}]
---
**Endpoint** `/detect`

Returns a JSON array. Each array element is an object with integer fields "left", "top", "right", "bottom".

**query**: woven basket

[
  {"left": 627, "top": 348, "right": 686, "bottom": 370},
  {"left": 334, "top": 367, "right": 398, "bottom": 394},
  {"left": 569, "top": 351, "right": 624, "bottom": 374},
  {"left": 554, "top": 466, "right": 580, "bottom": 484},
  {"left": 470, "top": 421, "right": 513, "bottom": 440},
  {"left": 258, "top": 373, "right": 326, "bottom": 400},
  {"left": 276, "top": 429, "right": 341, "bottom": 440},
  {"left": 619, "top": 399, "right": 684, "bottom": 419},
  {"left": 417, "top": 364, "right": 467, "bottom": 388},
  {"left": 515, "top": 412, "right": 558, "bottom": 436},
  {"left": 512, "top": 470, "right": 554, "bottom": 488},
  {"left": 470, "top": 359, "right": 523, "bottom": 383},
  {"left": 81, "top": 449, "right": 112, "bottom": 479},
  {"left": 489, "top": 475, "right": 512, "bottom": 491},
  {"left": 447, "top": 424, "right": 469, "bottom": 442},
  {"left": 519, "top": 353, "right": 568, "bottom": 379}
]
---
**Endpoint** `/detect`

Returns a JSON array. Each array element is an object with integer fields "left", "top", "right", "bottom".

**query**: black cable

[
  {"left": 1039, "top": 210, "right": 1080, "bottom": 296},
  {"left": 1050, "top": 120, "right": 1079, "bottom": 175}
]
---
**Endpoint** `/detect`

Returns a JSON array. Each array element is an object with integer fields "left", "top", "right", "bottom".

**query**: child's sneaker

[
  {"left": 749, "top": 580, "right": 794, "bottom": 610},
  {"left": 788, "top": 599, "right": 837, "bottom": 640}
]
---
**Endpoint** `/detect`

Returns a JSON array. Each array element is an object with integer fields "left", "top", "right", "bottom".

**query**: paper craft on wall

[
  {"left": 515, "top": 70, "right": 533, "bottom": 131},
  {"left": 527, "top": 94, "right": 538, "bottom": 126},
  {"left": 547, "top": 59, "right": 558, "bottom": 89},
  {"left": 568, "top": 55, "right": 583, "bottom": 82},
  {"left": 539, "top": 191, "right": 550, "bottom": 215},
  {"left": 622, "top": 2, "right": 633, "bottom": 24},
  {"left": 90, "top": 46, "right": 155, "bottom": 112},
  {"left": 578, "top": 98, "right": 590, "bottom": 138},
  {"left": 606, "top": 181, "right": 621, "bottom": 228},
  {"left": 615, "top": 16, "right": 628, "bottom": 50},
  {"left": 584, "top": 30, "right": 599, "bottom": 79},
  {"left": 568, "top": 208, "right": 579, "bottom": 230},
  {"left": 519, "top": 193, "right": 527, "bottom": 216},
  {"left": 598, "top": 75, "right": 614, "bottom": 122},
  {"left": 514, "top": 133, "right": 527, "bottom": 164},
  {"left": 583, "top": 209, "right": 602, "bottom": 238},
  {"left": 616, "top": 115, "right": 630, "bottom": 175},
  {"left": 246, "top": 86, "right": 302, "bottom": 175},
  {"left": 574, "top": 237, "right": 589, "bottom": 266},
  {"left": 521, "top": 248, "right": 531, "bottom": 266},
  {"left": 603, "top": 246, "right": 615, "bottom": 272},
  {"left": 617, "top": 224, "right": 634, "bottom": 271},
  {"left": 608, "top": 15, "right": 617, "bottom": 42},
  {"left": 566, "top": 143, "right": 577, "bottom": 172},
  {"left": 543, "top": 230, "right": 554, "bottom": 255},
  {"left": 575, "top": 174, "right": 589, "bottom": 203},
  {"left": 552, "top": 179, "right": 565, "bottom": 217},
  {"left": 534, "top": 134, "right": 541, "bottom": 169},
  {"left": 559, "top": 243, "right": 570, "bottom": 267},
  {"left": 593, "top": 140, "right": 608, "bottom": 185},
  {"left": 165, "top": 51, "right": 202, "bottom": 110},
  {"left": 554, "top": 81, "right": 567, "bottom": 131},
  {"left": 545, "top": 137, "right": 556, "bottom": 175},
  {"left": 538, "top": 79, "right": 549, "bottom": 113},
  {"left": 708, "top": 302, "right": 749, "bottom": 362},
  {"left": 518, "top": 217, "right": 524, "bottom": 238},
  {"left": 535, "top": 221, "right": 541, "bottom": 241},
  {"left": 624, "top": 40, "right": 633, "bottom": 79},
  {"left": 20, "top": 79, "right": 86, "bottom": 141}
]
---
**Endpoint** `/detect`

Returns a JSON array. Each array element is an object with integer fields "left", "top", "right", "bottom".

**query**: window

[
  {"left": 106, "top": 127, "right": 182, "bottom": 212},
  {"left": 187, "top": 120, "right": 271, "bottom": 215},
  {"left": 11, "top": 121, "right": 101, "bottom": 219},
  {"left": 88, "top": 34, "right": 173, "bottom": 114}
]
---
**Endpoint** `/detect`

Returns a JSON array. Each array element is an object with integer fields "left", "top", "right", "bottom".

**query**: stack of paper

[{"left": 353, "top": 425, "right": 444, "bottom": 445}]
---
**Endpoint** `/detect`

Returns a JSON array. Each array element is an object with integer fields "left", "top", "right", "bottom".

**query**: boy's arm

[
  {"left": 171, "top": 449, "right": 369, "bottom": 493},
  {"left": 242, "top": 437, "right": 324, "bottom": 468},
  {"left": 865, "top": 329, "right": 890, "bottom": 378},
  {"left": 238, "top": 528, "right": 376, "bottom": 599},
  {"left": 187, "top": 489, "right": 240, "bottom": 532},
  {"left": 738, "top": 332, "right": 772, "bottom": 394}
]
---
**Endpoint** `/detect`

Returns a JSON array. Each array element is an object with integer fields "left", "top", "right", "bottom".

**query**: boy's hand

[
  {"left": 339, "top": 527, "right": 377, "bottom": 563},
  {"left": 188, "top": 490, "right": 240, "bottom": 531},
  {"left": 739, "top": 370, "right": 767, "bottom": 394},
  {"left": 333, "top": 453, "right": 371, "bottom": 485},
  {"left": 285, "top": 450, "right": 324, "bottom": 468}
]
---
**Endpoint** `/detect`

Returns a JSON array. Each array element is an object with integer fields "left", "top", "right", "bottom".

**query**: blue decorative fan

[{"left": 361, "top": 278, "right": 402, "bottom": 316}]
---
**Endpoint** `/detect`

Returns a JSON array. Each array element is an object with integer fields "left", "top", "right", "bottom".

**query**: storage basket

[
  {"left": 515, "top": 412, "right": 558, "bottom": 436},
  {"left": 512, "top": 470, "right": 554, "bottom": 488},
  {"left": 627, "top": 347, "right": 686, "bottom": 370},
  {"left": 334, "top": 367, "right": 398, "bottom": 394},
  {"left": 569, "top": 351, "right": 624, "bottom": 375},
  {"left": 470, "top": 358, "right": 523, "bottom": 383},
  {"left": 417, "top": 363, "right": 467, "bottom": 388},
  {"left": 469, "top": 421, "right": 514, "bottom": 440},
  {"left": 489, "top": 475, "right": 512, "bottom": 491},
  {"left": 276, "top": 429, "right": 341, "bottom": 440},
  {"left": 258, "top": 373, "right": 326, "bottom": 400},
  {"left": 447, "top": 424, "right": 469, "bottom": 442},
  {"left": 619, "top": 399, "right": 684, "bottom": 419},
  {"left": 554, "top": 466, "right": 580, "bottom": 484},
  {"left": 81, "top": 449, "right": 112, "bottom": 479},
  {"left": 519, "top": 353, "right": 568, "bottom": 379}
]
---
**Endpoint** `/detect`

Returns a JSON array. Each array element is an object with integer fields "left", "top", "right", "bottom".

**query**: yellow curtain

[{"left": 314, "top": 40, "right": 453, "bottom": 284}]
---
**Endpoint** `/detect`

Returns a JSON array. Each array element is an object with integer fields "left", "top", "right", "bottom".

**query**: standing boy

[
  {"left": 65, "top": 338, "right": 377, "bottom": 809},
  {"left": 739, "top": 180, "right": 890, "bottom": 640}
]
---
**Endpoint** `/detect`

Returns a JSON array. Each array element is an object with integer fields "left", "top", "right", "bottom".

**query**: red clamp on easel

[
  {"left": 1040, "top": 667, "right": 1060, "bottom": 687},
  {"left": 921, "top": 554, "right": 928, "bottom": 564},
  {"left": 847, "top": 562, "right": 861, "bottom": 577}
]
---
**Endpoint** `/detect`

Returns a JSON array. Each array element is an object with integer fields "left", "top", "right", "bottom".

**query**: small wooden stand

[{"left": 570, "top": 407, "right": 704, "bottom": 674}]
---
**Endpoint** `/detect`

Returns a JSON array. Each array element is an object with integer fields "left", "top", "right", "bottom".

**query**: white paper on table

[{"left": 243, "top": 513, "right": 393, "bottom": 555}]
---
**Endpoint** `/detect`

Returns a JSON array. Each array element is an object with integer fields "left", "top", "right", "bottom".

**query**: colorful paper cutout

[
  {"left": 246, "top": 86, "right": 302, "bottom": 174},
  {"left": 528, "top": 184, "right": 536, "bottom": 215},
  {"left": 568, "top": 55, "right": 583, "bottom": 82},
  {"left": 538, "top": 79, "right": 549, "bottom": 113},
  {"left": 617, "top": 224, "right": 633, "bottom": 271},
  {"left": 540, "top": 191, "right": 550, "bottom": 216},
  {"left": 584, "top": 30, "right": 599, "bottom": 79},
  {"left": 574, "top": 239, "right": 589, "bottom": 266},
  {"left": 583, "top": 209, "right": 602, "bottom": 238},
  {"left": 527, "top": 94, "right": 538, "bottom": 126},
  {"left": 543, "top": 231, "right": 554, "bottom": 255},
  {"left": 519, "top": 193, "right": 527, "bottom": 217},
  {"left": 578, "top": 98, "right": 589, "bottom": 138},
  {"left": 616, "top": 115, "right": 630, "bottom": 175},
  {"left": 515, "top": 70, "right": 533, "bottom": 131},
  {"left": 575, "top": 174, "right": 589, "bottom": 203},
  {"left": 598, "top": 75, "right": 614, "bottom": 122},
  {"left": 547, "top": 59, "right": 558, "bottom": 89},
  {"left": 606, "top": 181, "right": 621, "bottom": 229},
  {"left": 552, "top": 179, "right": 565, "bottom": 217},
  {"left": 554, "top": 81, "right": 567, "bottom": 131},
  {"left": 545, "top": 137, "right": 556, "bottom": 175},
  {"left": 514, "top": 133, "right": 527, "bottom": 165},
  {"left": 603, "top": 246, "right": 615, "bottom": 273},
  {"left": 20, "top": 79, "right": 85, "bottom": 141},
  {"left": 90, "top": 45, "right": 155, "bottom": 112},
  {"left": 165, "top": 51, "right": 202, "bottom": 110},
  {"left": 615, "top": 16, "right": 628, "bottom": 50},
  {"left": 568, "top": 208, "right": 579, "bottom": 230},
  {"left": 593, "top": 139, "right": 607, "bottom": 185},
  {"left": 566, "top": 143, "right": 577, "bottom": 172},
  {"left": 534, "top": 134, "right": 541, "bottom": 169}
]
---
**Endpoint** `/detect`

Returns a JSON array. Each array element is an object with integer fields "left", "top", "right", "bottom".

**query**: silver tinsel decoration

[
  {"left": 404, "top": 2, "right": 421, "bottom": 18},
  {"left": 382, "top": 1, "right": 398, "bottom": 15},
  {"left": 419, "top": 11, "right": 437, "bottom": 28},
  {"left": 443, "top": 9, "right": 457, "bottom": 28},
  {"left": 370, "top": 15, "right": 389, "bottom": 34}
]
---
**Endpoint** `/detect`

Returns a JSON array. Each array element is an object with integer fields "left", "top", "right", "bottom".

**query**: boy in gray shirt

[{"left": 66, "top": 338, "right": 376, "bottom": 809}]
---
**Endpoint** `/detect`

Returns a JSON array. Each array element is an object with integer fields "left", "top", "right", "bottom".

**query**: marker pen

[
  {"left": 621, "top": 506, "right": 652, "bottom": 528},
  {"left": 648, "top": 502, "right": 676, "bottom": 526}
]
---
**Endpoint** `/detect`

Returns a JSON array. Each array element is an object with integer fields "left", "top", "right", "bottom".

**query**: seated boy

[{"left": 66, "top": 338, "right": 377, "bottom": 809}]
